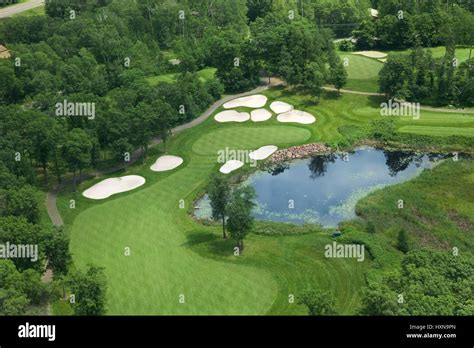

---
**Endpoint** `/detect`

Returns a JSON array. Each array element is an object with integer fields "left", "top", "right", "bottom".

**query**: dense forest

[{"left": 0, "top": 0, "right": 473, "bottom": 315}]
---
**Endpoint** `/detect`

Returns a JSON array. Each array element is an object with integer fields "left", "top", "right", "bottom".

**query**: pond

[{"left": 194, "top": 147, "right": 446, "bottom": 228}]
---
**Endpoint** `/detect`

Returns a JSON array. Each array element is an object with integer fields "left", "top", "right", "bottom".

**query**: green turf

[
  {"left": 337, "top": 54, "right": 383, "bottom": 93},
  {"left": 399, "top": 125, "right": 474, "bottom": 137},
  {"left": 192, "top": 126, "right": 311, "bottom": 155},
  {"left": 64, "top": 88, "right": 473, "bottom": 315},
  {"left": 384, "top": 46, "right": 472, "bottom": 63},
  {"left": 146, "top": 67, "right": 217, "bottom": 86}
]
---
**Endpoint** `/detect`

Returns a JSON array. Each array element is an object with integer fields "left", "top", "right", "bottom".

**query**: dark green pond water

[{"left": 195, "top": 147, "right": 446, "bottom": 227}]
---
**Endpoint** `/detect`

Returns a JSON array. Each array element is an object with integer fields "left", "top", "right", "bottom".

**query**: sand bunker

[
  {"left": 83, "top": 175, "right": 145, "bottom": 200},
  {"left": 219, "top": 160, "right": 244, "bottom": 174},
  {"left": 270, "top": 101, "right": 293, "bottom": 114},
  {"left": 352, "top": 51, "right": 387, "bottom": 59},
  {"left": 223, "top": 94, "right": 267, "bottom": 109},
  {"left": 251, "top": 109, "right": 272, "bottom": 122},
  {"left": 277, "top": 110, "right": 316, "bottom": 124},
  {"left": 249, "top": 145, "right": 278, "bottom": 161},
  {"left": 215, "top": 110, "right": 250, "bottom": 123},
  {"left": 150, "top": 155, "right": 183, "bottom": 172},
  {"left": 378, "top": 58, "right": 387, "bottom": 63}
]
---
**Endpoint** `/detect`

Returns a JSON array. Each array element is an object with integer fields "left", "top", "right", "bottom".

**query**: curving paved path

[
  {"left": 0, "top": 0, "right": 44, "bottom": 18},
  {"left": 46, "top": 82, "right": 278, "bottom": 226}
]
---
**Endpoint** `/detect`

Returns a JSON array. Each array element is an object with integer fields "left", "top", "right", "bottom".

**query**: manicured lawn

[
  {"left": 384, "top": 46, "right": 472, "bottom": 63},
  {"left": 64, "top": 87, "right": 472, "bottom": 315},
  {"left": 337, "top": 53, "right": 383, "bottom": 93},
  {"left": 191, "top": 125, "right": 311, "bottom": 155},
  {"left": 146, "top": 67, "right": 217, "bottom": 86}
]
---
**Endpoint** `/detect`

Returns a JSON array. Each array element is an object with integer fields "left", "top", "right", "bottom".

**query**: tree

[
  {"left": 227, "top": 186, "right": 256, "bottom": 252},
  {"left": 62, "top": 129, "right": 93, "bottom": 191},
  {"left": 247, "top": 0, "right": 273, "bottom": 22},
  {"left": 207, "top": 175, "right": 231, "bottom": 239},
  {"left": 360, "top": 283, "right": 399, "bottom": 315},
  {"left": 156, "top": 100, "right": 175, "bottom": 153},
  {"left": 352, "top": 20, "right": 376, "bottom": 50},
  {"left": 0, "top": 260, "right": 30, "bottom": 315},
  {"left": 397, "top": 229, "right": 409, "bottom": 253},
  {"left": 0, "top": 217, "right": 46, "bottom": 271},
  {"left": 44, "top": 226, "right": 72, "bottom": 276},
  {"left": 304, "top": 62, "right": 325, "bottom": 100},
  {"left": 298, "top": 290, "right": 337, "bottom": 315},
  {"left": 360, "top": 250, "right": 474, "bottom": 315},
  {"left": 2, "top": 186, "right": 42, "bottom": 224},
  {"left": 330, "top": 61, "right": 348, "bottom": 93},
  {"left": 67, "top": 265, "right": 107, "bottom": 316},
  {"left": 26, "top": 113, "right": 56, "bottom": 184},
  {"left": 379, "top": 56, "right": 410, "bottom": 99}
]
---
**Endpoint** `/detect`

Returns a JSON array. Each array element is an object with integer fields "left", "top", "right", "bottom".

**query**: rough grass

[{"left": 355, "top": 159, "right": 474, "bottom": 252}]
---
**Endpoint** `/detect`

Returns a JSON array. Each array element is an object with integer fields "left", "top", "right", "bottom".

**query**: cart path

[{"left": 0, "top": 0, "right": 44, "bottom": 18}]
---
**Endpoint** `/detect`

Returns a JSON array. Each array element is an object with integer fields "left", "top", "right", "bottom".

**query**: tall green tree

[
  {"left": 207, "top": 175, "right": 231, "bottom": 239},
  {"left": 330, "top": 60, "right": 348, "bottom": 93},
  {"left": 396, "top": 229, "right": 409, "bottom": 253},
  {"left": 67, "top": 265, "right": 107, "bottom": 316},
  {"left": 298, "top": 290, "right": 337, "bottom": 315},
  {"left": 2, "top": 186, "right": 42, "bottom": 224},
  {"left": 227, "top": 186, "right": 256, "bottom": 251},
  {"left": 62, "top": 129, "right": 93, "bottom": 190}
]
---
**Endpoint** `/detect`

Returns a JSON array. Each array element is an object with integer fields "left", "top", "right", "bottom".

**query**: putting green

[{"left": 192, "top": 126, "right": 311, "bottom": 155}]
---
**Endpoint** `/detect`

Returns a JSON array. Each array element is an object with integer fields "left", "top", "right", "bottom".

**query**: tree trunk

[
  {"left": 43, "top": 161, "right": 48, "bottom": 185},
  {"left": 73, "top": 170, "right": 77, "bottom": 192},
  {"left": 469, "top": 45, "right": 472, "bottom": 70},
  {"left": 54, "top": 156, "right": 61, "bottom": 183},
  {"left": 221, "top": 215, "right": 226, "bottom": 239}
]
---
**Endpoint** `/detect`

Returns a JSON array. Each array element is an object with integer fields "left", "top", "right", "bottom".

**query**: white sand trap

[
  {"left": 83, "top": 175, "right": 145, "bottom": 200},
  {"left": 223, "top": 94, "right": 267, "bottom": 109},
  {"left": 215, "top": 110, "right": 250, "bottom": 123},
  {"left": 251, "top": 109, "right": 272, "bottom": 122},
  {"left": 352, "top": 51, "right": 387, "bottom": 59},
  {"left": 219, "top": 160, "right": 244, "bottom": 174},
  {"left": 249, "top": 145, "right": 278, "bottom": 161},
  {"left": 378, "top": 58, "right": 387, "bottom": 63},
  {"left": 150, "top": 155, "right": 183, "bottom": 172},
  {"left": 277, "top": 110, "right": 316, "bottom": 124},
  {"left": 270, "top": 101, "right": 293, "bottom": 114}
]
